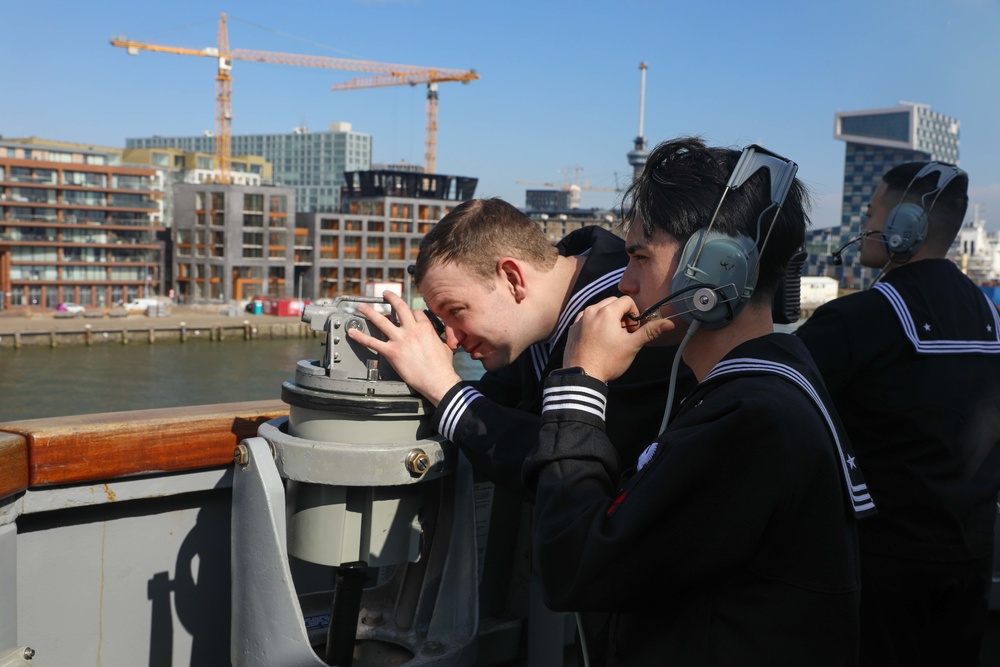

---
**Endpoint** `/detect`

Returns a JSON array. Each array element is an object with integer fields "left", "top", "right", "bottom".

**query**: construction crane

[
  {"left": 110, "top": 12, "right": 477, "bottom": 182},
  {"left": 517, "top": 169, "right": 618, "bottom": 209},
  {"left": 331, "top": 68, "right": 479, "bottom": 174}
]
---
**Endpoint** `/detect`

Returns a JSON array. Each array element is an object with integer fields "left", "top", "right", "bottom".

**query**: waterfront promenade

[{"left": 0, "top": 304, "right": 311, "bottom": 348}]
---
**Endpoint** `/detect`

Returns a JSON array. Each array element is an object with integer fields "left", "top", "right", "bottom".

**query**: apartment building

[
  {"left": 295, "top": 170, "right": 477, "bottom": 299},
  {"left": 127, "top": 122, "right": 371, "bottom": 213},
  {"left": 123, "top": 147, "right": 272, "bottom": 185},
  {"left": 171, "top": 183, "right": 297, "bottom": 303},
  {"left": 0, "top": 140, "right": 164, "bottom": 310},
  {"left": 526, "top": 210, "right": 620, "bottom": 245}
]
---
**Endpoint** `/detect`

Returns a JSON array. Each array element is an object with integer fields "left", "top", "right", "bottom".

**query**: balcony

[
  {"left": 7, "top": 194, "right": 57, "bottom": 205},
  {"left": 64, "top": 195, "right": 108, "bottom": 207},
  {"left": 108, "top": 197, "right": 158, "bottom": 210},
  {"left": 4, "top": 213, "right": 59, "bottom": 223},
  {"left": 0, "top": 234, "right": 55, "bottom": 243},
  {"left": 107, "top": 216, "right": 157, "bottom": 227},
  {"left": 5, "top": 174, "right": 57, "bottom": 185},
  {"left": 110, "top": 180, "right": 156, "bottom": 192}
]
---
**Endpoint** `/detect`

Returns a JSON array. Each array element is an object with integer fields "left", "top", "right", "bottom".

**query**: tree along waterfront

[{"left": 0, "top": 337, "right": 484, "bottom": 423}]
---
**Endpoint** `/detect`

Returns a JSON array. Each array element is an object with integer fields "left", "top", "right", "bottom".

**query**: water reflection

[{"left": 0, "top": 339, "right": 484, "bottom": 423}]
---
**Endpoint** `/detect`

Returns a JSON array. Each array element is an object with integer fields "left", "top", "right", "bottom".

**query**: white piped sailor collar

[
  {"left": 706, "top": 358, "right": 876, "bottom": 519},
  {"left": 528, "top": 267, "right": 626, "bottom": 380},
  {"left": 873, "top": 282, "right": 1000, "bottom": 354}
]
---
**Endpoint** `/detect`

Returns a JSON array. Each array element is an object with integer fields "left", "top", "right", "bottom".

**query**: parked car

[
  {"left": 124, "top": 298, "right": 161, "bottom": 313},
  {"left": 56, "top": 303, "right": 86, "bottom": 314}
]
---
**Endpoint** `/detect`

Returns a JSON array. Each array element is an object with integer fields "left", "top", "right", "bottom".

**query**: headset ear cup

[
  {"left": 670, "top": 231, "right": 758, "bottom": 328},
  {"left": 882, "top": 202, "right": 927, "bottom": 261}
]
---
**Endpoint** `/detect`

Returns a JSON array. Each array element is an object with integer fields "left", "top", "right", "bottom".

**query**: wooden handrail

[
  {"left": 0, "top": 400, "right": 288, "bottom": 488},
  {"left": 0, "top": 431, "right": 28, "bottom": 499}
]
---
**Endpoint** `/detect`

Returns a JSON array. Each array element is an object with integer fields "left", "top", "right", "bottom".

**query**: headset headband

[
  {"left": 904, "top": 162, "right": 966, "bottom": 214},
  {"left": 686, "top": 144, "right": 799, "bottom": 286}
]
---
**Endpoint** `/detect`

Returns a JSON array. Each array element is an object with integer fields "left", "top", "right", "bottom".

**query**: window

[
  {"left": 63, "top": 171, "right": 107, "bottom": 187},
  {"left": 8, "top": 188, "right": 56, "bottom": 204},
  {"left": 320, "top": 237, "right": 339, "bottom": 259},
  {"left": 113, "top": 174, "right": 146, "bottom": 190},
  {"left": 343, "top": 236, "right": 361, "bottom": 259},
  {"left": 65, "top": 191, "right": 107, "bottom": 206},
  {"left": 66, "top": 209, "right": 105, "bottom": 224},
  {"left": 388, "top": 238, "right": 404, "bottom": 260},
  {"left": 243, "top": 232, "right": 264, "bottom": 258},
  {"left": 109, "top": 193, "right": 154, "bottom": 208},
  {"left": 366, "top": 237, "right": 383, "bottom": 260},
  {"left": 244, "top": 194, "right": 264, "bottom": 212},
  {"left": 209, "top": 232, "right": 226, "bottom": 257}
]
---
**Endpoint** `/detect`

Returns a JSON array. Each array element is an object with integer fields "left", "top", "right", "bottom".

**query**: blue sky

[{"left": 2, "top": 0, "right": 997, "bottom": 230}]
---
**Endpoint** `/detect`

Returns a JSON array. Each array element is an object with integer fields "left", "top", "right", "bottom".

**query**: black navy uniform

[
  {"left": 524, "top": 334, "right": 873, "bottom": 666},
  {"left": 432, "top": 226, "right": 684, "bottom": 488},
  {"left": 796, "top": 258, "right": 1000, "bottom": 667}
]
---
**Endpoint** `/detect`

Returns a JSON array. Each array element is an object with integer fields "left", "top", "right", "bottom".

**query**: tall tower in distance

[
  {"left": 627, "top": 62, "right": 649, "bottom": 182},
  {"left": 803, "top": 102, "right": 960, "bottom": 290}
]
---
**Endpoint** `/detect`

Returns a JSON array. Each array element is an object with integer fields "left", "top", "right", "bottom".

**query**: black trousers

[{"left": 859, "top": 551, "right": 993, "bottom": 667}]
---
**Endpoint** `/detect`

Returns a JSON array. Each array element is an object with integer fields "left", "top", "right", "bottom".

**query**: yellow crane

[
  {"left": 110, "top": 12, "right": 477, "bottom": 181},
  {"left": 331, "top": 68, "right": 479, "bottom": 174}
]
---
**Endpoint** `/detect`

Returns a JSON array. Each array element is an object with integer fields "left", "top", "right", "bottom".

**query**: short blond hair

[{"left": 415, "top": 198, "right": 558, "bottom": 288}]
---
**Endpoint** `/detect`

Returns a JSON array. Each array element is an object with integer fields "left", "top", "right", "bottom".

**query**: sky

[{"left": 1, "top": 0, "right": 997, "bottom": 231}]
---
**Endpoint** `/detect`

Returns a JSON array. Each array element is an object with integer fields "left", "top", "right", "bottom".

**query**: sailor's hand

[
  {"left": 564, "top": 296, "right": 676, "bottom": 383},
  {"left": 349, "top": 291, "right": 462, "bottom": 406}
]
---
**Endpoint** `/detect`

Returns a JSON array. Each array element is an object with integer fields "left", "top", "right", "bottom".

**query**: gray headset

[
  {"left": 881, "top": 162, "right": 965, "bottom": 262},
  {"left": 670, "top": 144, "right": 798, "bottom": 329}
]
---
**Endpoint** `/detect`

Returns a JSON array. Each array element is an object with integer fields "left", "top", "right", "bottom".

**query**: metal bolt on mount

[
  {"left": 23, "top": 648, "right": 34, "bottom": 661},
  {"left": 361, "top": 610, "right": 385, "bottom": 627},
  {"left": 405, "top": 448, "right": 431, "bottom": 476},
  {"left": 422, "top": 641, "right": 445, "bottom": 657},
  {"left": 234, "top": 444, "right": 249, "bottom": 466}
]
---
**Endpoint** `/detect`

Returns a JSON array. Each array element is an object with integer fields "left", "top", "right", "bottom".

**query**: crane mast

[{"left": 330, "top": 68, "right": 479, "bottom": 175}]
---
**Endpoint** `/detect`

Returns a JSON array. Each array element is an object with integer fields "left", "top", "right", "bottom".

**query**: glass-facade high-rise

[
  {"left": 805, "top": 103, "right": 960, "bottom": 290},
  {"left": 126, "top": 122, "right": 371, "bottom": 213}
]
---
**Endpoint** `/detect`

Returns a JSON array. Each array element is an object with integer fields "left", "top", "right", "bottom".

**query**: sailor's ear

[{"left": 497, "top": 258, "right": 527, "bottom": 303}]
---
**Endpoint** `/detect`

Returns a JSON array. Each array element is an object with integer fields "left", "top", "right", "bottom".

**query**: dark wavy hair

[{"left": 621, "top": 136, "right": 811, "bottom": 301}]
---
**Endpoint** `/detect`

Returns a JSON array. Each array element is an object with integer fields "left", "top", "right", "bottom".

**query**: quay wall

[{"left": 0, "top": 310, "right": 318, "bottom": 349}]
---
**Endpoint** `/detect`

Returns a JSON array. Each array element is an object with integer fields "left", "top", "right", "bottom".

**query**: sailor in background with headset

[
  {"left": 796, "top": 162, "right": 1000, "bottom": 667},
  {"left": 523, "top": 136, "right": 874, "bottom": 666}
]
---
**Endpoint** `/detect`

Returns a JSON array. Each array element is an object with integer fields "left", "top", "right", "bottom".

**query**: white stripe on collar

[
  {"left": 706, "top": 358, "right": 876, "bottom": 517},
  {"left": 873, "top": 282, "right": 1000, "bottom": 354},
  {"left": 529, "top": 267, "right": 626, "bottom": 381}
]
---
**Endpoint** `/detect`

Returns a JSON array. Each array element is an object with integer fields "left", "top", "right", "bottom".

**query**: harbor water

[{"left": 0, "top": 337, "right": 485, "bottom": 423}]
